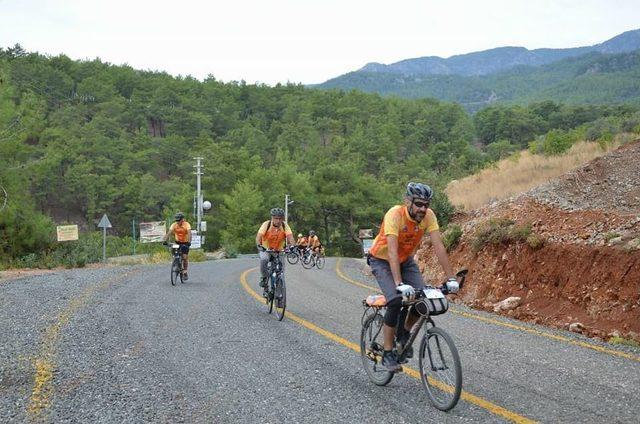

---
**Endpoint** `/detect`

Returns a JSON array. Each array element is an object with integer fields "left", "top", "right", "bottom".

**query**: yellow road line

[
  {"left": 27, "top": 269, "right": 138, "bottom": 421},
  {"left": 240, "top": 267, "right": 536, "bottom": 424},
  {"left": 335, "top": 258, "right": 640, "bottom": 363}
]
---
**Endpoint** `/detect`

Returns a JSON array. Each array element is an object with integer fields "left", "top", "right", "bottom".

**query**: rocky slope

[{"left": 417, "top": 140, "right": 640, "bottom": 342}]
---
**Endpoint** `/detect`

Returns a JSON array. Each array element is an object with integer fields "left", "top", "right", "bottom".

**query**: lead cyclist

[{"left": 368, "top": 182, "right": 459, "bottom": 371}]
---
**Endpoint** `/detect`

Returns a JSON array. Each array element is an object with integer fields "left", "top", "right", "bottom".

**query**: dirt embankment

[{"left": 418, "top": 140, "right": 640, "bottom": 342}]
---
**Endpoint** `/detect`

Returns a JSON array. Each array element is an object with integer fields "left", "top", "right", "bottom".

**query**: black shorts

[{"left": 177, "top": 242, "right": 190, "bottom": 254}]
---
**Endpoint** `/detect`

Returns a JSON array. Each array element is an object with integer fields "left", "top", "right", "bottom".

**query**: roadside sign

[
  {"left": 362, "top": 238, "right": 374, "bottom": 256},
  {"left": 56, "top": 225, "right": 79, "bottom": 241},
  {"left": 97, "top": 213, "right": 112, "bottom": 262},
  {"left": 98, "top": 214, "right": 112, "bottom": 228},
  {"left": 139, "top": 221, "right": 166, "bottom": 243},
  {"left": 190, "top": 230, "right": 202, "bottom": 249}
]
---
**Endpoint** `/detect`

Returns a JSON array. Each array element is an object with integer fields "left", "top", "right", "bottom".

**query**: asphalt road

[{"left": 1, "top": 257, "right": 639, "bottom": 423}]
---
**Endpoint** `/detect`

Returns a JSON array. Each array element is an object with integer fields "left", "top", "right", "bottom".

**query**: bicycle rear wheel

[
  {"left": 274, "top": 277, "right": 286, "bottom": 321},
  {"left": 171, "top": 258, "right": 180, "bottom": 286},
  {"left": 315, "top": 256, "right": 325, "bottom": 269},
  {"left": 360, "top": 313, "right": 394, "bottom": 386},
  {"left": 286, "top": 251, "right": 299, "bottom": 265},
  {"left": 418, "top": 326, "right": 462, "bottom": 411}
]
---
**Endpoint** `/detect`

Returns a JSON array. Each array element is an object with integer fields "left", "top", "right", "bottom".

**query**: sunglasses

[{"left": 413, "top": 200, "right": 430, "bottom": 209}]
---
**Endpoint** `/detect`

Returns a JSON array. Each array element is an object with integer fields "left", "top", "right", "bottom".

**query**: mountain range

[{"left": 315, "top": 29, "right": 640, "bottom": 109}]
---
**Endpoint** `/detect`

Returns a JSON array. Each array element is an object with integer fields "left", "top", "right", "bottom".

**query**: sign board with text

[
  {"left": 57, "top": 225, "right": 79, "bottom": 241},
  {"left": 140, "top": 221, "right": 166, "bottom": 243},
  {"left": 190, "top": 230, "right": 202, "bottom": 249}
]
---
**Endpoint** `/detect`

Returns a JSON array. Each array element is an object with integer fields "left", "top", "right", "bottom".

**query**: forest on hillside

[
  {"left": 1, "top": 44, "right": 639, "bottom": 265},
  {"left": 317, "top": 50, "right": 640, "bottom": 110}
]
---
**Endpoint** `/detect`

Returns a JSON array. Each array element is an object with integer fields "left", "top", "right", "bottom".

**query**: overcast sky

[{"left": 1, "top": 0, "right": 639, "bottom": 85}]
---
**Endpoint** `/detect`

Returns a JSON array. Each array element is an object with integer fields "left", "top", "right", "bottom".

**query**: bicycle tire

[
  {"left": 418, "top": 326, "right": 462, "bottom": 411},
  {"left": 171, "top": 258, "right": 180, "bottom": 286},
  {"left": 360, "top": 313, "right": 394, "bottom": 386},
  {"left": 301, "top": 253, "right": 315, "bottom": 269},
  {"left": 266, "top": 274, "right": 275, "bottom": 314},
  {"left": 274, "top": 276, "right": 286, "bottom": 321},
  {"left": 315, "top": 256, "right": 325, "bottom": 269},
  {"left": 286, "top": 252, "right": 299, "bottom": 265}
]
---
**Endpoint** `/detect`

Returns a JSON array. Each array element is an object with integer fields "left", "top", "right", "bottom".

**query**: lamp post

[{"left": 285, "top": 194, "right": 294, "bottom": 223}]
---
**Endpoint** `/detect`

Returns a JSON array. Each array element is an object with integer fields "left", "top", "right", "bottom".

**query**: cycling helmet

[
  {"left": 174, "top": 212, "right": 185, "bottom": 221},
  {"left": 406, "top": 182, "right": 433, "bottom": 201},
  {"left": 270, "top": 207, "right": 285, "bottom": 217},
  {"left": 297, "top": 233, "right": 303, "bottom": 238},
  {"left": 309, "top": 230, "right": 316, "bottom": 236}
]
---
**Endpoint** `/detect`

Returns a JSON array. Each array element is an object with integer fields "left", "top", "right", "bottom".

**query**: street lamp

[{"left": 285, "top": 194, "right": 294, "bottom": 223}]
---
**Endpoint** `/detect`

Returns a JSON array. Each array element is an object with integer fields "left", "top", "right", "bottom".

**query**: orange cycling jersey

[
  {"left": 258, "top": 221, "right": 293, "bottom": 250},
  {"left": 169, "top": 221, "right": 191, "bottom": 243},
  {"left": 308, "top": 235, "right": 321, "bottom": 248},
  {"left": 369, "top": 205, "right": 438, "bottom": 263},
  {"left": 296, "top": 236, "right": 308, "bottom": 247}
]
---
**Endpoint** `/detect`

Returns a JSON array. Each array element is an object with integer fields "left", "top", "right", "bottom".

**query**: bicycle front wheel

[
  {"left": 266, "top": 277, "right": 274, "bottom": 314},
  {"left": 286, "top": 252, "right": 299, "bottom": 265},
  {"left": 315, "top": 256, "right": 325, "bottom": 269},
  {"left": 274, "top": 277, "right": 286, "bottom": 321},
  {"left": 171, "top": 258, "right": 180, "bottom": 286},
  {"left": 360, "top": 313, "right": 394, "bottom": 386},
  {"left": 418, "top": 326, "right": 462, "bottom": 411},
  {"left": 301, "top": 254, "right": 315, "bottom": 269}
]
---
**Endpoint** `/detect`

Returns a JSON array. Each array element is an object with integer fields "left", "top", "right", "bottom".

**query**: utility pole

[
  {"left": 193, "top": 157, "right": 203, "bottom": 234},
  {"left": 285, "top": 194, "right": 294, "bottom": 223}
]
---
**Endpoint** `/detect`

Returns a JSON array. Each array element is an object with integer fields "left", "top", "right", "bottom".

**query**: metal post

[
  {"left": 132, "top": 219, "right": 136, "bottom": 255},
  {"left": 285, "top": 194, "right": 289, "bottom": 223},
  {"left": 102, "top": 227, "right": 106, "bottom": 262},
  {"left": 193, "top": 157, "right": 204, "bottom": 234}
]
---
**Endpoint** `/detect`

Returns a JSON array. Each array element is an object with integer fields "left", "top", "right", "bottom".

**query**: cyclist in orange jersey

[
  {"left": 256, "top": 207, "right": 295, "bottom": 295},
  {"left": 162, "top": 212, "right": 192, "bottom": 280},
  {"left": 368, "top": 182, "right": 458, "bottom": 371}
]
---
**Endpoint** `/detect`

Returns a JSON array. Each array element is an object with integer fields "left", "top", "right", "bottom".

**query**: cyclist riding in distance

[
  {"left": 368, "top": 182, "right": 459, "bottom": 372},
  {"left": 162, "top": 212, "right": 192, "bottom": 281},
  {"left": 308, "top": 230, "right": 321, "bottom": 254},
  {"left": 295, "top": 233, "right": 308, "bottom": 254},
  {"left": 256, "top": 208, "right": 295, "bottom": 295}
]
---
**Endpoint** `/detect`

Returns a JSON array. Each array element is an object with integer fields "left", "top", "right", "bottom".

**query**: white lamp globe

[{"left": 202, "top": 200, "right": 212, "bottom": 211}]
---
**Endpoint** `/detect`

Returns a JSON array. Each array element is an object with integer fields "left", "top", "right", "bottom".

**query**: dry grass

[{"left": 446, "top": 140, "right": 621, "bottom": 211}]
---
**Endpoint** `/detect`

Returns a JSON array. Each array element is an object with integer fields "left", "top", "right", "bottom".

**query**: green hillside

[
  {"left": 0, "top": 45, "right": 482, "bottom": 260},
  {"left": 316, "top": 51, "right": 640, "bottom": 109}
]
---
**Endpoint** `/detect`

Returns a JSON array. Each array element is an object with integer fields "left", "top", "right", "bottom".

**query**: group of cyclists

[{"left": 163, "top": 181, "right": 459, "bottom": 372}]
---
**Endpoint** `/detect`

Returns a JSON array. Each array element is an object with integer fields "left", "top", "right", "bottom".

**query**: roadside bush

[
  {"left": 471, "top": 218, "right": 535, "bottom": 252},
  {"left": 443, "top": 224, "right": 463, "bottom": 252}
]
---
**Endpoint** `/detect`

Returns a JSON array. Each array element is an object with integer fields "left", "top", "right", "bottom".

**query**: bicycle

[
  {"left": 286, "top": 246, "right": 303, "bottom": 265},
  {"left": 300, "top": 248, "right": 315, "bottom": 269},
  {"left": 312, "top": 250, "right": 325, "bottom": 269},
  {"left": 168, "top": 243, "right": 184, "bottom": 286},
  {"left": 360, "top": 269, "right": 468, "bottom": 411},
  {"left": 262, "top": 249, "right": 287, "bottom": 321}
]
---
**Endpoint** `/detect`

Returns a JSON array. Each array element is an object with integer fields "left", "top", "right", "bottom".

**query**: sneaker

[
  {"left": 182, "top": 272, "right": 189, "bottom": 281},
  {"left": 381, "top": 351, "right": 402, "bottom": 372}
]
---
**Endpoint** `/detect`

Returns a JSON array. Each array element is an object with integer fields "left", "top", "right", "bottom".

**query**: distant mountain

[
  {"left": 357, "top": 29, "right": 640, "bottom": 77},
  {"left": 315, "top": 29, "right": 640, "bottom": 109},
  {"left": 316, "top": 50, "right": 640, "bottom": 110}
]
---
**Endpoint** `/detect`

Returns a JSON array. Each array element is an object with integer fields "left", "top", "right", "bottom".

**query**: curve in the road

[
  {"left": 335, "top": 258, "right": 640, "bottom": 363},
  {"left": 239, "top": 267, "right": 536, "bottom": 424}
]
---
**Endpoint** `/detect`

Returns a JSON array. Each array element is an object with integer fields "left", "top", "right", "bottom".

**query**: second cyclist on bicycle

[{"left": 256, "top": 207, "right": 295, "bottom": 296}]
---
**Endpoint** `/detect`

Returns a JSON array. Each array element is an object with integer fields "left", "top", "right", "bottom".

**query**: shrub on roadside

[
  {"left": 443, "top": 224, "right": 463, "bottom": 252},
  {"left": 471, "top": 218, "right": 536, "bottom": 252}
]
